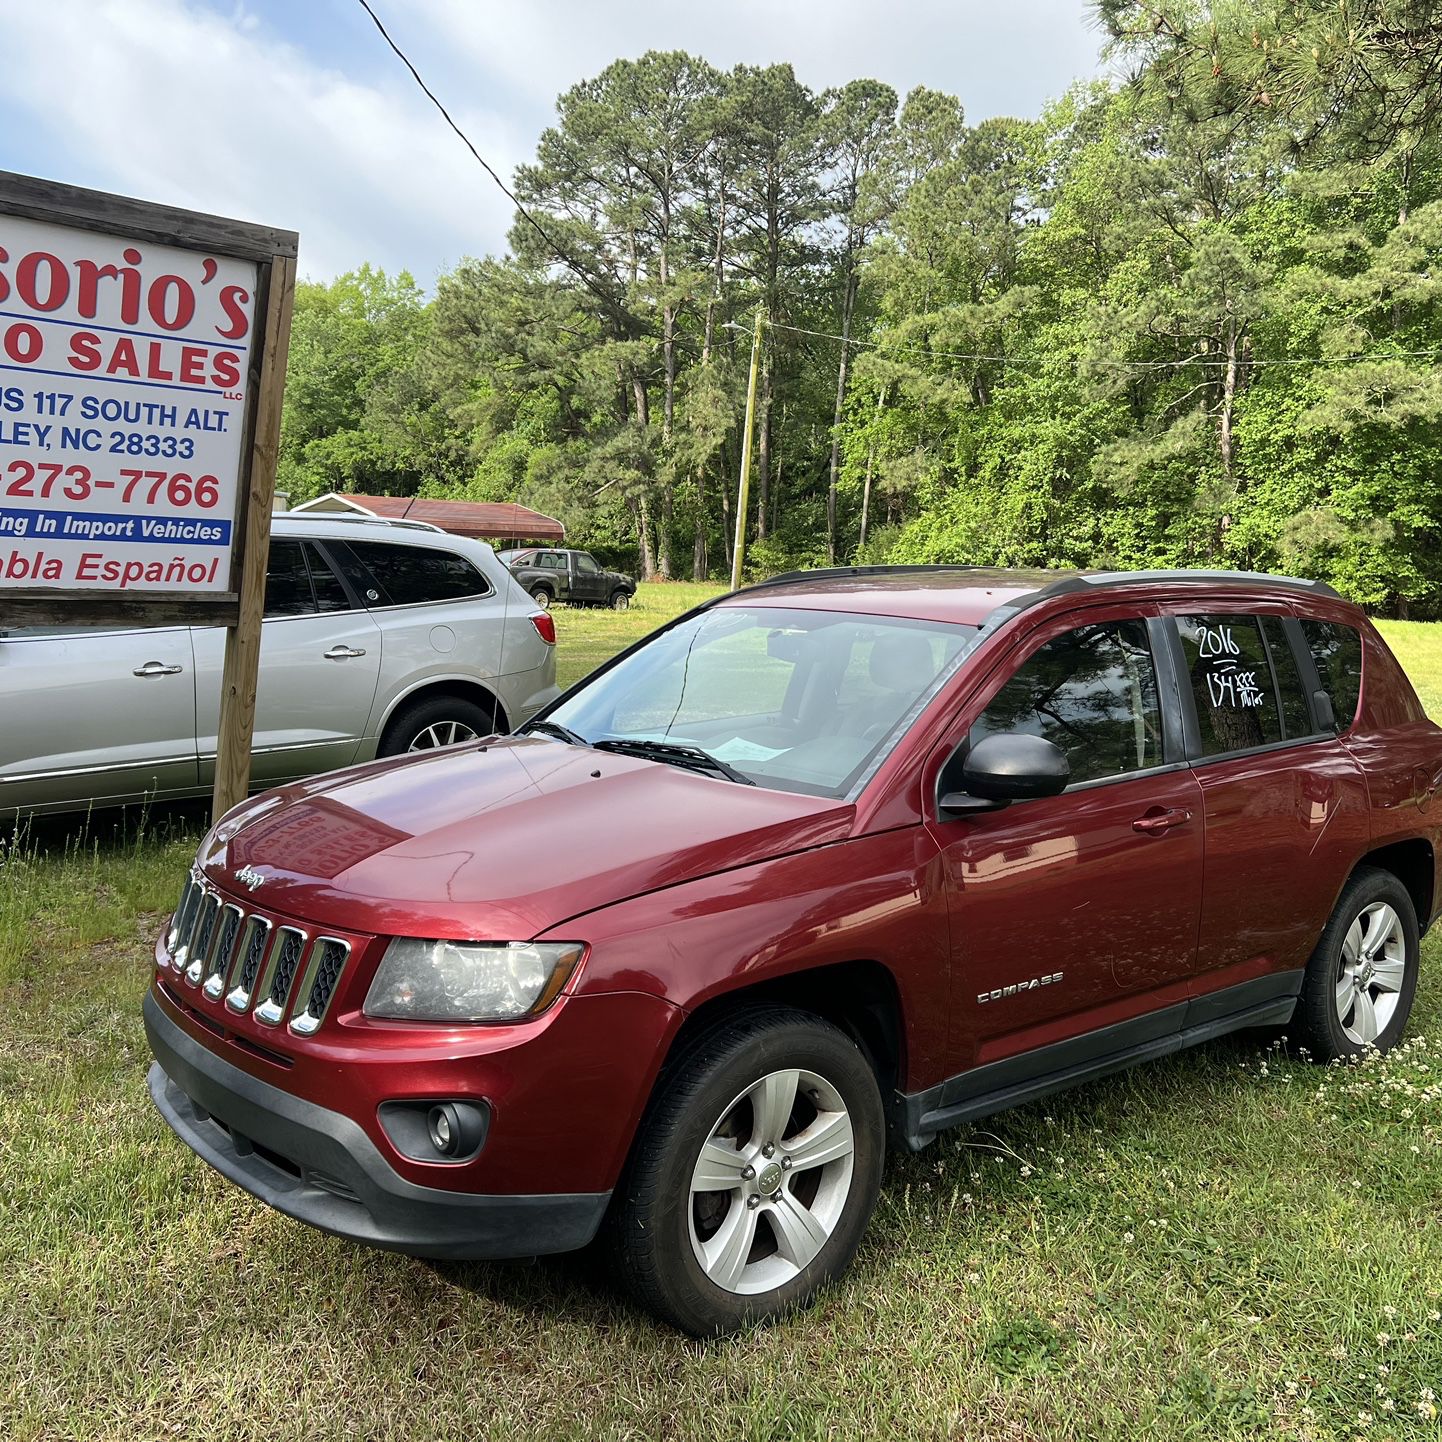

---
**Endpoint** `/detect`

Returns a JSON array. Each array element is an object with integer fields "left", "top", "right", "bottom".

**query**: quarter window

[
  {"left": 1177, "top": 615, "right": 1284, "bottom": 755},
  {"left": 263, "top": 540, "right": 312, "bottom": 617},
  {"left": 346, "top": 541, "right": 491, "bottom": 607},
  {"left": 971, "top": 620, "right": 1163, "bottom": 785},
  {"left": 1301, "top": 619, "right": 1363, "bottom": 728},
  {"left": 305, "top": 543, "right": 352, "bottom": 613},
  {"left": 1259, "top": 617, "right": 1315, "bottom": 739}
]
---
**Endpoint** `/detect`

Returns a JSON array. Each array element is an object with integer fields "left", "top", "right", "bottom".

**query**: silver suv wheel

[{"left": 406, "top": 720, "right": 480, "bottom": 752}]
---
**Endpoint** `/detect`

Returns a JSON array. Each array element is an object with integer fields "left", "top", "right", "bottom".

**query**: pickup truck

[{"left": 498, "top": 548, "right": 637, "bottom": 611}]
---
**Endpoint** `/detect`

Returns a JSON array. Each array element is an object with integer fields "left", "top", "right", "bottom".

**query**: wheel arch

[
  {"left": 1355, "top": 837, "right": 1435, "bottom": 929},
  {"left": 375, "top": 677, "right": 509, "bottom": 749},
  {"left": 653, "top": 959, "right": 906, "bottom": 1115}
]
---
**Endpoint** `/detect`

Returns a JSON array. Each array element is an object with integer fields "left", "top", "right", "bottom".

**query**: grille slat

[
  {"left": 254, "top": 927, "right": 307, "bottom": 1026},
  {"left": 226, "top": 916, "right": 272, "bottom": 1012},
  {"left": 164, "top": 873, "right": 351, "bottom": 1035},
  {"left": 183, "top": 896, "right": 221, "bottom": 986},
  {"left": 290, "top": 939, "right": 350, "bottom": 1036}
]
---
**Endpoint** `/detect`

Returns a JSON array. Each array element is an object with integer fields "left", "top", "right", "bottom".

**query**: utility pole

[{"left": 731, "top": 307, "right": 764, "bottom": 591}]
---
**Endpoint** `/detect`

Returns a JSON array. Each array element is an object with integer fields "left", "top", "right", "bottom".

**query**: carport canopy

[{"left": 290, "top": 493, "right": 565, "bottom": 544}]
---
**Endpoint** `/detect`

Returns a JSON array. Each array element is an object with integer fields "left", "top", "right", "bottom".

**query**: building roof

[{"left": 290, "top": 492, "right": 565, "bottom": 543}]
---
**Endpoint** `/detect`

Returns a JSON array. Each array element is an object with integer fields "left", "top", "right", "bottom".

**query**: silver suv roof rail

[{"left": 282, "top": 513, "right": 445, "bottom": 535}]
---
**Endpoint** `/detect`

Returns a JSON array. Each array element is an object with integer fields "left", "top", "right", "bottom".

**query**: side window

[
  {"left": 304, "top": 542, "right": 352, "bottom": 613},
  {"left": 575, "top": 553, "right": 601, "bottom": 574},
  {"left": 1176, "top": 615, "right": 1284, "bottom": 755},
  {"left": 538, "top": 552, "right": 565, "bottom": 570},
  {"left": 346, "top": 541, "right": 491, "bottom": 607},
  {"left": 323, "top": 541, "right": 385, "bottom": 607},
  {"left": 511, "top": 551, "right": 535, "bottom": 566},
  {"left": 1301, "top": 618, "right": 1363, "bottom": 728},
  {"left": 264, "top": 540, "right": 313, "bottom": 617},
  {"left": 970, "top": 620, "right": 1163, "bottom": 785},
  {"left": 1259, "top": 616, "right": 1315, "bottom": 739}
]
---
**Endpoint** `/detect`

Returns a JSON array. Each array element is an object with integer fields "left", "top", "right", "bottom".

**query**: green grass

[{"left": 3, "top": 602, "right": 1441, "bottom": 1440}]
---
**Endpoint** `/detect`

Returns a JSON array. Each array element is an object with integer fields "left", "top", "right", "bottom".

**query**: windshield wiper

[
  {"left": 520, "top": 719, "right": 590, "bottom": 747},
  {"left": 592, "top": 738, "right": 756, "bottom": 785}
]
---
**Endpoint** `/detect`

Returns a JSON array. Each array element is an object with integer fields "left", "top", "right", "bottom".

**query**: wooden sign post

[{"left": 0, "top": 172, "right": 297, "bottom": 821}]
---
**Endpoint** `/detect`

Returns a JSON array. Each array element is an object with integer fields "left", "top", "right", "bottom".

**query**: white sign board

[{"left": 0, "top": 214, "right": 258, "bottom": 596}]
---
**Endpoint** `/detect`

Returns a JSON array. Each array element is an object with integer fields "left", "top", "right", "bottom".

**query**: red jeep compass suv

[{"left": 144, "top": 567, "right": 1439, "bottom": 1334}]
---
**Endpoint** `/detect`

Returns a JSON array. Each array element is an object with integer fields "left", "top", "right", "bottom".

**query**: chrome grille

[
  {"left": 163, "top": 873, "right": 351, "bottom": 1035},
  {"left": 291, "top": 939, "right": 350, "bottom": 1036},
  {"left": 185, "top": 895, "right": 221, "bottom": 984},
  {"left": 255, "top": 927, "right": 307, "bottom": 1026},
  {"left": 192, "top": 903, "right": 243, "bottom": 990},
  {"left": 169, "top": 877, "right": 202, "bottom": 971}
]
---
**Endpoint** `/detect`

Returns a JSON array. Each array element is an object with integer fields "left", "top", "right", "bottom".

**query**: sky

[{"left": 0, "top": 0, "right": 1107, "bottom": 285}]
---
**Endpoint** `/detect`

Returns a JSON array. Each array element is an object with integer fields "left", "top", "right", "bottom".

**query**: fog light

[{"left": 426, "top": 1101, "right": 485, "bottom": 1158}]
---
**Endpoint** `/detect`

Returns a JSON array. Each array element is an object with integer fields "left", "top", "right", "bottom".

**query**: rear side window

[
  {"left": 971, "top": 620, "right": 1163, "bottom": 785},
  {"left": 264, "top": 540, "right": 312, "bottom": 617},
  {"left": 305, "top": 543, "right": 352, "bottom": 613},
  {"left": 345, "top": 541, "right": 491, "bottom": 607},
  {"left": 1176, "top": 615, "right": 1284, "bottom": 755},
  {"left": 1258, "top": 616, "right": 1315, "bottom": 739},
  {"left": 1301, "top": 619, "right": 1363, "bottom": 728}
]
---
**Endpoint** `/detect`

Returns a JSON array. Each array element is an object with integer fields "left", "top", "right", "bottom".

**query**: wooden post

[
  {"left": 730, "top": 308, "right": 764, "bottom": 592},
  {"left": 212, "top": 254, "right": 296, "bottom": 821}
]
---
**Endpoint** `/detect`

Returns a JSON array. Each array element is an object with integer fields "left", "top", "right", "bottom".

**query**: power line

[
  {"left": 353, "top": 0, "right": 618, "bottom": 314},
  {"left": 355, "top": 3, "right": 1437, "bottom": 378},
  {"left": 758, "top": 317, "right": 1442, "bottom": 371}
]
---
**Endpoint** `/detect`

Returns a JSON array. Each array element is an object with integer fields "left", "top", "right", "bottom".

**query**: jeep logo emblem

[{"left": 236, "top": 865, "right": 266, "bottom": 892}]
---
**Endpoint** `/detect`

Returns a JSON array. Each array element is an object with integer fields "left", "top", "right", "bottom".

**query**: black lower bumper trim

[{"left": 143, "top": 989, "right": 609, "bottom": 1260}]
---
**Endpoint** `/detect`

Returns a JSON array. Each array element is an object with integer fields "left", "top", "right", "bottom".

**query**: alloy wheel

[
  {"left": 406, "top": 720, "right": 480, "bottom": 752},
  {"left": 1335, "top": 900, "right": 1407, "bottom": 1046},
  {"left": 688, "top": 1067, "right": 855, "bottom": 1295}
]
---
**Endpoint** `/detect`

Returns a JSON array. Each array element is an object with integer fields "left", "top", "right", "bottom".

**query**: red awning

[{"left": 329, "top": 495, "right": 564, "bottom": 543}]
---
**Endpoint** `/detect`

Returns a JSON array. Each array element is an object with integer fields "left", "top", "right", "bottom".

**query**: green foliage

[{"left": 274, "top": 23, "right": 1442, "bottom": 611}]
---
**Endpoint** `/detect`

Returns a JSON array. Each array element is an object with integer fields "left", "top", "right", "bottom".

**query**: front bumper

[{"left": 143, "top": 990, "right": 610, "bottom": 1260}]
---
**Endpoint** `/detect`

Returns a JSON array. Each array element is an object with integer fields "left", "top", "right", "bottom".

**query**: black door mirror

[{"left": 938, "top": 733, "right": 1071, "bottom": 817}]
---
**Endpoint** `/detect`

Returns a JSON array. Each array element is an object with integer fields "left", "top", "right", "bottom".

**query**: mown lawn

[{"left": 2, "top": 588, "right": 1440, "bottom": 1441}]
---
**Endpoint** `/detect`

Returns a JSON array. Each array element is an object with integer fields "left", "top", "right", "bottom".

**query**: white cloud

[
  {"left": 0, "top": 0, "right": 526, "bottom": 281},
  {"left": 0, "top": 0, "right": 1104, "bottom": 282}
]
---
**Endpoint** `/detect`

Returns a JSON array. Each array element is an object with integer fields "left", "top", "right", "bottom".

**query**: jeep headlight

[{"left": 364, "top": 939, "right": 584, "bottom": 1022}]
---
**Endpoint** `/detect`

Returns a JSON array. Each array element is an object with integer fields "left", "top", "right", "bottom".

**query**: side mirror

[
  {"left": 938, "top": 733, "right": 1071, "bottom": 818},
  {"left": 1312, "top": 689, "right": 1337, "bottom": 732}
]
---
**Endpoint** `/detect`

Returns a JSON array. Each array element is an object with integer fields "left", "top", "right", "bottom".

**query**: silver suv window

[{"left": 342, "top": 540, "right": 492, "bottom": 607}]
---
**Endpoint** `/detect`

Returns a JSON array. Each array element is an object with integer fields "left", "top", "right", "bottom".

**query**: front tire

[
  {"left": 611, "top": 1009, "right": 883, "bottom": 1336},
  {"left": 378, "top": 694, "right": 496, "bottom": 757},
  {"left": 610, "top": 589, "right": 631, "bottom": 611},
  {"left": 1291, "top": 866, "right": 1419, "bottom": 1062}
]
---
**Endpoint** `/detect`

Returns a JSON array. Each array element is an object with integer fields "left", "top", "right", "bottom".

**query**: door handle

[
  {"left": 1132, "top": 807, "right": 1192, "bottom": 835},
  {"left": 323, "top": 645, "right": 367, "bottom": 660},
  {"left": 133, "top": 660, "right": 184, "bottom": 677}
]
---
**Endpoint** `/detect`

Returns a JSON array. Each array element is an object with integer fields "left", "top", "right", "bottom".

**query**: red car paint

[{"left": 145, "top": 568, "right": 1442, "bottom": 1252}]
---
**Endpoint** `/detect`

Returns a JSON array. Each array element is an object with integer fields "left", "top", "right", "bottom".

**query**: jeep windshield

[{"left": 542, "top": 605, "right": 976, "bottom": 797}]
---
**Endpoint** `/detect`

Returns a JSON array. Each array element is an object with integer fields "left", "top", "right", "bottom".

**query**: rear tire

[
  {"left": 530, "top": 586, "right": 553, "bottom": 610},
  {"left": 378, "top": 694, "right": 497, "bottom": 757},
  {"left": 1291, "top": 866, "right": 1419, "bottom": 1062},
  {"left": 610, "top": 1008, "right": 883, "bottom": 1336}
]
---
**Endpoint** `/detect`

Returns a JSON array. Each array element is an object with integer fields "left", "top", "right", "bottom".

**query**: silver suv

[{"left": 0, "top": 515, "right": 560, "bottom": 816}]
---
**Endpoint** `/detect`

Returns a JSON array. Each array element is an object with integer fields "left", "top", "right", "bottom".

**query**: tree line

[{"left": 278, "top": 0, "right": 1442, "bottom": 613}]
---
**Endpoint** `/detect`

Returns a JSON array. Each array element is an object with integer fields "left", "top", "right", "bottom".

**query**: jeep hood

[{"left": 203, "top": 736, "right": 855, "bottom": 938}]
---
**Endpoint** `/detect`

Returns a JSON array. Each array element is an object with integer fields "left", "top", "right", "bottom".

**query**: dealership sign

[{"left": 0, "top": 172, "right": 296, "bottom": 629}]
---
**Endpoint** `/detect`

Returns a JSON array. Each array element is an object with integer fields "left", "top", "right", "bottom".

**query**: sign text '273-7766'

[{"left": 0, "top": 216, "right": 258, "bottom": 595}]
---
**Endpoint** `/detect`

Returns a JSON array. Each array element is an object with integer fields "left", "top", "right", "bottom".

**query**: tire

[
  {"left": 530, "top": 585, "right": 553, "bottom": 609},
  {"left": 378, "top": 693, "right": 497, "bottom": 757},
  {"left": 610, "top": 1008, "right": 884, "bottom": 1336},
  {"left": 1291, "top": 866, "right": 1419, "bottom": 1062},
  {"left": 610, "top": 589, "right": 631, "bottom": 611}
]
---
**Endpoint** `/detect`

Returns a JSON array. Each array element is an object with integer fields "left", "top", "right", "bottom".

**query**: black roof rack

[{"left": 738, "top": 563, "right": 986, "bottom": 594}]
